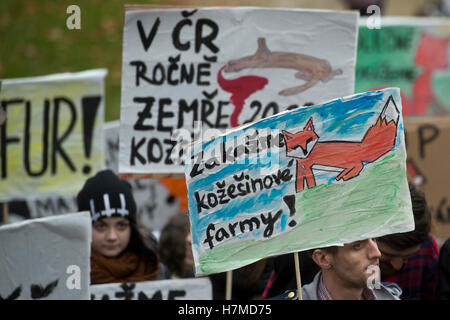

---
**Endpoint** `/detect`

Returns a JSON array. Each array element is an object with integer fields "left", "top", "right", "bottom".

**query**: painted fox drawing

[{"left": 283, "top": 96, "right": 399, "bottom": 192}]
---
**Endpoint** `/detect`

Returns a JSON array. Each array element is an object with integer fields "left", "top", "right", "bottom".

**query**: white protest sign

[
  {"left": 186, "top": 88, "right": 414, "bottom": 276},
  {"left": 90, "top": 277, "right": 212, "bottom": 300},
  {"left": 0, "top": 212, "right": 91, "bottom": 300},
  {"left": 0, "top": 69, "right": 107, "bottom": 201},
  {"left": 1, "top": 121, "right": 181, "bottom": 233},
  {"left": 25, "top": 195, "right": 78, "bottom": 219},
  {"left": 119, "top": 7, "right": 358, "bottom": 175}
]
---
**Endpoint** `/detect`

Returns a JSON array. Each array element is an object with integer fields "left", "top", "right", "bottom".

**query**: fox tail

[{"left": 361, "top": 117, "right": 397, "bottom": 163}]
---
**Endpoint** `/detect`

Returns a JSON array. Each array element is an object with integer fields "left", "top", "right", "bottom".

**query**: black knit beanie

[{"left": 77, "top": 169, "right": 136, "bottom": 223}]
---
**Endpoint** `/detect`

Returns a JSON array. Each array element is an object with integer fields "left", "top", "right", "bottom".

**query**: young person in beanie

[{"left": 77, "top": 169, "right": 161, "bottom": 284}]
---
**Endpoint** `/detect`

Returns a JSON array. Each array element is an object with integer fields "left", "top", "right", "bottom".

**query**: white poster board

[
  {"left": 90, "top": 277, "right": 212, "bottom": 300},
  {"left": 1, "top": 121, "right": 181, "bottom": 233},
  {"left": 119, "top": 7, "right": 359, "bottom": 175},
  {"left": 0, "top": 212, "right": 91, "bottom": 300}
]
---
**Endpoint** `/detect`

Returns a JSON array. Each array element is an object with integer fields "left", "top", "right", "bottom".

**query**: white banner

[
  {"left": 0, "top": 212, "right": 91, "bottom": 300},
  {"left": 119, "top": 7, "right": 358, "bottom": 174},
  {"left": 0, "top": 69, "right": 107, "bottom": 201},
  {"left": 1, "top": 121, "right": 181, "bottom": 233},
  {"left": 90, "top": 277, "right": 212, "bottom": 300}
]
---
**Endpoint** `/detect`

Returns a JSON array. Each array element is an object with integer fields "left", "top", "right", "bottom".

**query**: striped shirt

[{"left": 317, "top": 274, "right": 377, "bottom": 300}]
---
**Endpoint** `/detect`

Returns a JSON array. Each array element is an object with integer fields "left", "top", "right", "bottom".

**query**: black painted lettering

[
  {"left": 180, "top": 63, "right": 195, "bottom": 84},
  {"left": 196, "top": 63, "right": 210, "bottom": 85},
  {"left": 178, "top": 99, "right": 198, "bottom": 128},
  {"left": 195, "top": 191, "right": 209, "bottom": 213},
  {"left": 130, "top": 137, "right": 146, "bottom": 165},
  {"left": 24, "top": 100, "right": 49, "bottom": 177},
  {"left": 418, "top": 124, "right": 439, "bottom": 159},
  {"left": 195, "top": 19, "right": 219, "bottom": 53},
  {"left": 215, "top": 227, "right": 230, "bottom": 242},
  {"left": 239, "top": 217, "right": 260, "bottom": 233},
  {"left": 204, "top": 223, "right": 215, "bottom": 249},
  {"left": 201, "top": 99, "right": 214, "bottom": 127},
  {"left": 172, "top": 19, "right": 192, "bottom": 51},
  {"left": 215, "top": 101, "right": 229, "bottom": 129},
  {"left": 152, "top": 63, "right": 165, "bottom": 85},
  {"left": 146, "top": 138, "right": 163, "bottom": 163},
  {"left": 137, "top": 18, "right": 161, "bottom": 51},
  {"left": 163, "top": 138, "right": 176, "bottom": 165},
  {"left": 167, "top": 55, "right": 180, "bottom": 85},
  {"left": 133, "top": 97, "right": 155, "bottom": 131},
  {"left": 130, "top": 61, "right": 153, "bottom": 86},
  {"left": 0, "top": 99, "right": 23, "bottom": 178},
  {"left": 157, "top": 98, "right": 174, "bottom": 132},
  {"left": 260, "top": 210, "right": 282, "bottom": 238},
  {"left": 51, "top": 97, "right": 77, "bottom": 174}
]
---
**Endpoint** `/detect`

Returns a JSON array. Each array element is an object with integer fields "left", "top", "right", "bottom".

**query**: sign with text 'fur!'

[
  {"left": 0, "top": 212, "right": 91, "bottom": 300},
  {"left": 119, "top": 7, "right": 358, "bottom": 175},
  {"left": 0, "top": 69, "right": 107, "bottom": 201},
  {"left": 185, "top": 88, "right": 414, "bottom": 276}
]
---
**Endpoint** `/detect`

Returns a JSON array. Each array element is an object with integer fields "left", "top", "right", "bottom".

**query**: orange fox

[{"left": 283, "top": 96, "right": 399, "bottom": 192}]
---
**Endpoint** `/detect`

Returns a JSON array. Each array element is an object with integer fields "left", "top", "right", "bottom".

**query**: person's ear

[{"left": 311, "top": 249, "right": 333, "bottom": 270}]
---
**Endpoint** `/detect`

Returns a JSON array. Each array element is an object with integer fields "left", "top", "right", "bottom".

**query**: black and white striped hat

[{"left": 76, "top": 169, "right": 136, "bottom": 223}]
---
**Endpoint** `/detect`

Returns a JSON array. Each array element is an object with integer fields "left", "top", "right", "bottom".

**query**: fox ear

[
  {"left": 282, "top": 130, "right": 294, "bottom": 140},
  {"left": 304, "top": 118, "right": 315, "bottom": 131}
]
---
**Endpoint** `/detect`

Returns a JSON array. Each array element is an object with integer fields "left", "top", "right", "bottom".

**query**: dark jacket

[
  {"left": 437, "top": 238, "right": 450, "bottom": 299},
  {"left": 269, "top": 271, "right": 402, "bottom": 300}
]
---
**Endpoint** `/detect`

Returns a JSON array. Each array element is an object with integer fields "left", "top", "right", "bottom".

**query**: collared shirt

[
  {"left": 381, "top": 234, "right": 439, "bottom": 300},
  {"left": 317, "top": 273, "right": 377, "bottom": 300}
]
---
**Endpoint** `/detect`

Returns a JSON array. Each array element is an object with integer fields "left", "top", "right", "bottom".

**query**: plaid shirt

[
  {"left": 317, "top": 273, "right": 377, "bottom": 300},
  {"left": 381, "top": 234, "right": 439, "bottom": 300}
]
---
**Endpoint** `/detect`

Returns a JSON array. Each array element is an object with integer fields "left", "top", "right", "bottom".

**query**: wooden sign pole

[
  {"left": 294, "top": 252, "right": 303, "bottom": 300},
  {"left": 2, "top": 202, "right": 8, "bottom": 225},
  {"left": 225, "top": 270, "right": 233, "bottom": 300}
]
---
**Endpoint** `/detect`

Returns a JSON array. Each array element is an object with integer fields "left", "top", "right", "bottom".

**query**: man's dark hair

[
  {"left": 306, "top": 246, "right": 338, "bottom": 258},
  {"left": 159, "top": 213, "right": 191, "bottom": 277},
  {"left": 127, "top": 220, "right": 160, "bottom": 273},
  {"left": 377, "top": 182, "right": 431, "bottom": 250}
]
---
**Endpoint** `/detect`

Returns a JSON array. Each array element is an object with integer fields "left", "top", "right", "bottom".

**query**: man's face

[
  {"left": 331, "top": 239, "right": 381, "bottom": 288},
  {"left": 377, "top": 241, "right": 421, "bottom": 277}
]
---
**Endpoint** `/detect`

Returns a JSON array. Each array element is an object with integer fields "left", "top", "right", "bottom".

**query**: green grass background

[{"left": 0, "top": 0, "right": 161, "bottom": 122}]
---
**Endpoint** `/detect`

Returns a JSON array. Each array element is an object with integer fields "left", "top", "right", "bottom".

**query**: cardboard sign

[
  {"left": 0, "top": 212, "right": 91, "bottom": 300},
  {"left": 404, "top": 117, "right": 450, "bottom": 241},
  {"left": 119, "top": 7, "right": 359, "bottom": 174},
  {"left": 90, "top": 277, "right": 212, "bottom": 300},
  {"left": 0, "top": 69, "right": 107, "bottom": 201},
  {"left": 357, "top": 17, "right": 450, "bottom": 116},
  {"left": 186, "top": 88, "right": 414, "bottom": 276}
]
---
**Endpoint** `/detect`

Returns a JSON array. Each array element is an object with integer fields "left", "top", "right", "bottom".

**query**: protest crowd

[{"left": 1, "top": 0, "right": 450, "bottom": 302}]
